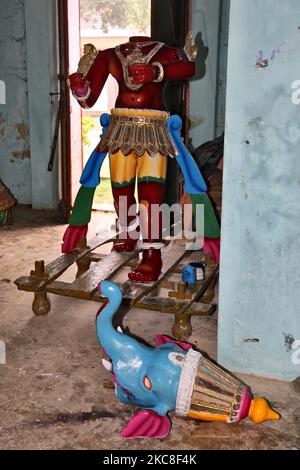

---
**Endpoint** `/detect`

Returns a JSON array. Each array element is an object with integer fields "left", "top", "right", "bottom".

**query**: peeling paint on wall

[
  {"left": 0, "top": 0, "right": 31, "bottom": 204},
  {"left": 0, "top": 113, "right": 5, "bottom": 140},
  {"left": 15, "top": 122, "right": 29, "bottom": 141},
  {"left": 256, "top": 51, "right": 269, "bottom": 69},
  {"left": 284, "top": 333, "right": 295, "bottom": 353},
  {"left": 12, "top": 150, "right": 30, "bottom": 160}
]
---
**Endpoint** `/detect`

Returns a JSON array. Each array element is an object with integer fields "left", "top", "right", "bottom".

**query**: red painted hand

[
  {"left": 68, "top": 73, "right": 90, "bottom": 97},
  {"left": 128, "top": 64, "right": 155, "bottom": 85},
  {"left": 61, "top": 225, "right": 88, "bottom": 254}
]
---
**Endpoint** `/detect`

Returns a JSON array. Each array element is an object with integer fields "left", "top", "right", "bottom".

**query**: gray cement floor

[{"left": 0, "top": 205, "right": 299, "bottom": 450}]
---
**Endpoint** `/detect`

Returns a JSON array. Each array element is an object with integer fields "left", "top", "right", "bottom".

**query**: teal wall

[
  {"left": 190, "top": 0, "right": 221, "bottom": 148},
  {"left": 190, "top": 0, "right": 230, "bottom": 146},
  {"left": 0, "top": 0, "right": 31, "bottom": 204},
  {"left": 0, "top": 0, "right": 59, "bottom": 209},
  {"left": 25, "top": 0, "right": 59, "bottom": 209},
  {"left": 218, "top": 0, "right": 300, "bottom": 380}
]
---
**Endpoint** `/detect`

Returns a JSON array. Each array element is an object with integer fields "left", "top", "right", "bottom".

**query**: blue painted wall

[
  {"left": 25, "top": 0, "right": 59, "bottom": 209},
  {"left": 0, "top": 0, "right": 31, "bottom": 204},
  {"left": 0, "top": 0, "right": 59, "bottom": 209},
  {"left": 190, "top": 0, "right": 221, "bottom": 148},
  {"left": 219, "top": 0, "right": 300, "bottom": 380}
]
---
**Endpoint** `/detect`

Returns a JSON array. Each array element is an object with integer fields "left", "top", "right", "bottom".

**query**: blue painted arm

[
  {"left": 80, "top": 113, "right": 110, "bottom": 188},
  {"left": 167, "top": 115, "right": 207, "bottom": 195}
]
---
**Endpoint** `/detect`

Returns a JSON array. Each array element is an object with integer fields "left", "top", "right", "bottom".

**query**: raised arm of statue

[{"left": 69, "top": 45, "right": 111, "bottom": 109}]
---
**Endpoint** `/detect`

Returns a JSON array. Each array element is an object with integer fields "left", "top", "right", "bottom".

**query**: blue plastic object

[
  {"left": 182, "top": 265, "right": 197, "bottom": 285},
  {"left": 182, "top": 263, "right": 206, "bottom": 285},
  {"left": 80, "top": 113, "right": 110, "bottom": 188}
]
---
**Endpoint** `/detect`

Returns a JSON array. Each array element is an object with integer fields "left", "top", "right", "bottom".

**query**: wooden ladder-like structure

[{"left": 15, "top": 236, "right": 218, "bottom": 340}]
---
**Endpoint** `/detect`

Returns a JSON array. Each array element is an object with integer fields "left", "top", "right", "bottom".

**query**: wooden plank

[
  {"left": 135, "top": 296, "right": 214, "bottom": 316},
  {"left": 134, "top": 262, "right": 218, "bottom": 315},
  {"left": 121, "top": 240, "right": 190, "bottom": 306},
  {"left": 46, "top": 281, "right": 98, "bottom": 300},
  {"left": 46, "top": 267, "right": 218, "bottom": 308},
  {"left": 43, "top": 234, "right": 115, "bottom": 279},
  {"left": 179, "top": 265, "right": 219, "bottom": 315},
  {"left": 13, "top": 276, "right": 47, "bottom": 293},
  {"left": 14, "top": 234, "right": 115, "bottom": 292},
  {"left": 47, "top": 250, "right": 139, "bottom": 298},
  {"left": 46, "top": 281, "right": 216, "bottom": 317},
  {"left": 84, "top": 253, "right": 104, "bottom": 263}
]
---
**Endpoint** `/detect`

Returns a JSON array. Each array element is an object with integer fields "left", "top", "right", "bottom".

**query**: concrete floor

[{"left": 0, "top": 205, "right": 299, "bottom": 450}]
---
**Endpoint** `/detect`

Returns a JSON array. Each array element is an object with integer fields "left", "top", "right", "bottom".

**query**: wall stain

[
  {"left": 15, "top": 122, "right": 29, "bottom": 141},
  {"left": 248, "top": 117, "right": 264, "bottom": 129},
  {"left": 283, "top": 333, "right": 295, "bottom": 352},
  {"left": 12, "top": 150, "right": 30, "bottom": 160},
  {"left": 256, "top": 51, "right": 269, "bottom": 69},
  {"left": 243, "top": 338, "right": 260, "bottom": 343},
  {"left": 0, "top": 113, "right": 5, "bottom": 139},
  {"left": 256, "top": 47, "right": 282, "bottom": 69},
  {"left": 271, "top": 48, "right": 281, "bottom": 61}
]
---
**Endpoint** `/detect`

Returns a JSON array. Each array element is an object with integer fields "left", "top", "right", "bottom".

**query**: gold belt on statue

[{"left": 97, "top": 108, "right": 177, "bottom": 158}]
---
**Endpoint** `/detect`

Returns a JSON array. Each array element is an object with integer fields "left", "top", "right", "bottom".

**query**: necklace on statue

[{"left": 116, "top": 41, "right": 164, "bottom": 91}]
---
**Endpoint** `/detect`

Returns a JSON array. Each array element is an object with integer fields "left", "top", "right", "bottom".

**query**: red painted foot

[
  {"left": 61, "top": 225, "right": 88, "bottom": 253},
  {"left": 128, "top": 249, "right": 162, "bottom": 283},
  {"left": 113, "top": 238, "right": 137, "bottom": 252},
  {"left": 203, "top": 237, "right": 220, "bottom": 264}
]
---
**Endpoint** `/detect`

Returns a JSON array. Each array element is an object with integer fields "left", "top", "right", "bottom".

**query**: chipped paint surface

[
  {"left": 0, "top": 1, "right": 59, "bottom": 208},
  {"left": 12, "top": 150, "right": 30, "bottom": 160},
  {"left": 15, "top": 121, "right": 29, "bottom": 141},
  {"left": 219, "top": 0, "right": 300, "bottom": 381},
  {"left": 24, "top": 0, "right": 59, "bottom": 209},
  {"left": 256, "top": 51, "right": 269, "bottom": 68},
  {"left": 284, "top": 333, "right": 295, "bottom": 353},
  {"left": 0, "top": 0, "right": 31, "bottom": 203}
]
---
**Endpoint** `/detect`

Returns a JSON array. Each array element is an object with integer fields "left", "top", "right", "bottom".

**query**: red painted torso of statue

[
  {"left": 64, "top": 37, "right": 202, "bottom": 282},
  {"left": 69, "top": 36, "right": 195, "bottom": 110}
]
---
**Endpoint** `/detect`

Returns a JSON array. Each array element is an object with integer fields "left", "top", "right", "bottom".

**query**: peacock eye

[{"left": 143, "top": 375, "right": 152, "bottom": 390}]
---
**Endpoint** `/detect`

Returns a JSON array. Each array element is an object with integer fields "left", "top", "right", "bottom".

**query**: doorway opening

[{"left": 79, "top": 0, "right": 151, "bottom": 211}]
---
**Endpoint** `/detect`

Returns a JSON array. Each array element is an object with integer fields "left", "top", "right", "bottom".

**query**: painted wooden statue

[
  {"left": 62, "top": 36, "right": 220, "bottom": 282},
  {"left": 97, "top": 281, "right": 280, "bottom": 439}
]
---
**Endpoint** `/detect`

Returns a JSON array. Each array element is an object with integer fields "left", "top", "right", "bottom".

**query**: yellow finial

[{"left": 248, "top": 397, "right": 281, "bottom": 424}]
